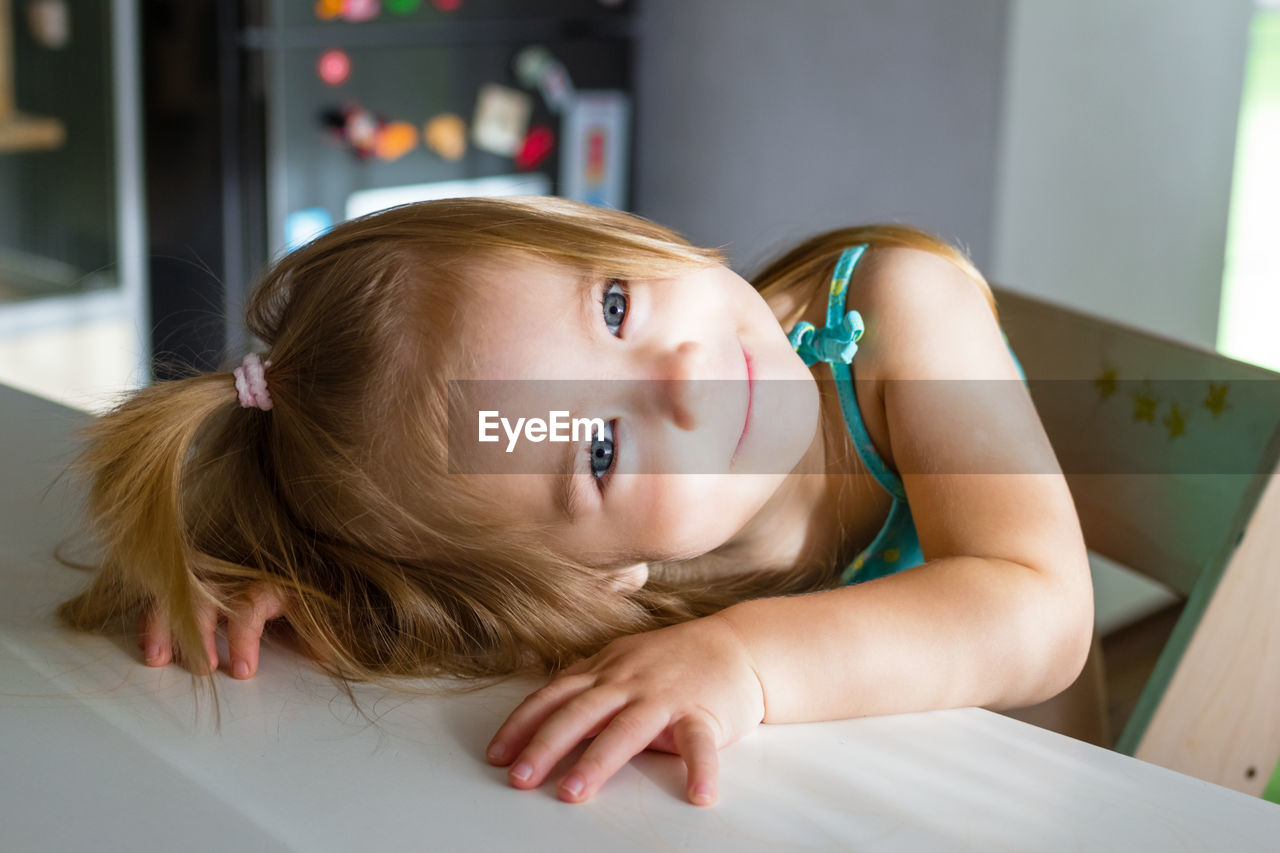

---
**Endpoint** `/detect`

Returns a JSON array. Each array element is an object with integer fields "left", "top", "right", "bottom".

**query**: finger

[
  {"left": 504, "top": 687, "right": 629, "bottom": 790},
  {"left": 557, "top": 704, "right": 670, "bottom": 804},
  {"left": 672, "top": 716, "right": 720, "bottom": 807},
  {"left": 486, "top": 675, "right": 595, "bottom": 766},
  {"left": 226, "top": 584, "right": 287, "bottom": 679},
  {"left": 195, "top": 597, "right": 220, "bottom": 674},
  {"left": 137, "top": 606, "right": 173, "bottom": 667}
]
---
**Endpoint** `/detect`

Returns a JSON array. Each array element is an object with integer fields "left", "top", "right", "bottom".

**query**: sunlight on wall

[{"left": 1219, "top": 11, "right": 1280, "bottom": 370}]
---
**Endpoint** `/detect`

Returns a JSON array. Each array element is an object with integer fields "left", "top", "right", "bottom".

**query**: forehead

[
  {"left": 458, "top": 255, "right": 590, "bottom": 381},
  {"left": 448, "top": 256, "right": 585, "bottom": 532}
]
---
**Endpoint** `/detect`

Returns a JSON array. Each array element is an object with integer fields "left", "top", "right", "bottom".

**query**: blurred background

[
  {"left": 0, "top": 0, "right": 1275, "bottom": 747},
  {"left": 1, "top": 0, "right": 1275, "bottom": 411}
]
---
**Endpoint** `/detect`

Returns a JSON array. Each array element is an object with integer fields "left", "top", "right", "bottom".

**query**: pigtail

[{"left": 56, "top": 372, "right": 244, "bottom": 686}]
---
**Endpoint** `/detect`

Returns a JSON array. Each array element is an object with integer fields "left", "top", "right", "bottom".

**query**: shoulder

[
  {"left": 848, "top": 246, "right": 1019, "bottom": 384},
  {"left": 845, "top": 250, "right": 1090, "bottom": 604}
]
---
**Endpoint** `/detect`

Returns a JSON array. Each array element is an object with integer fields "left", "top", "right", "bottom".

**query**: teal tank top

[
  {"left": 787, "top": 244, "right": 1026, "bottom": 586},
  {"left": 787, "top": 244, "right": 921, "bottom": 585}
]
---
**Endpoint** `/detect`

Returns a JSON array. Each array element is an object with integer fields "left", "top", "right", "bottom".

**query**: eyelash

[
  {"left": 588, "top": 419, "right": 618, "bottom": 494},
  {"left": 598, "top": 278, "right": 629, "bottom": 338}
]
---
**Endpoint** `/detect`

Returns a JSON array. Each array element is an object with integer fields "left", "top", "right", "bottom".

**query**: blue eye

[
  {"left": 600, "top": 280, "right": 628, "bottom": 336},
  {"left": 589, "top": 420, "right": 616, "bottom": 490}
]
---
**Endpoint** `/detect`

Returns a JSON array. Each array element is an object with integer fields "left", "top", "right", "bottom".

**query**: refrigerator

[{"left": 146, "top": 0, "right": 636, "bottom": 376}]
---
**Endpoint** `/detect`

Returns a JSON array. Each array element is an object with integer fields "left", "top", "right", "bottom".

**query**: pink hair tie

[{"left": 233, "top": 353, "right": 274, "bottom": 411}]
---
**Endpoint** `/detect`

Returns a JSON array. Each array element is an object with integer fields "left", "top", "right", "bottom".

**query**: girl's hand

[
  {"left": 137, "top": 582, "right": 288, "bottom": 679},
  {"left": 485, "top": 613, "right": 765, "bottom": 806}
]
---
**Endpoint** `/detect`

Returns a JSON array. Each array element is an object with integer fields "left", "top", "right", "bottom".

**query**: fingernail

[
  {"left": 691, "top": 783, "right": 714, "bottom": 805},
  {"left": 510, "top": 762, "right": 532, "bottom": 782},
  {"left": 233, "top": 659, "right": 249, "bottom": 679},
  {"left": 560, "top": 776, "right": 584, "bottom": 798},
  {"left": 145, "top": 643, "right": 160, "bottom": 663},
  {"left": 487, "top": 742, "right": 506, "bottom": 762}
]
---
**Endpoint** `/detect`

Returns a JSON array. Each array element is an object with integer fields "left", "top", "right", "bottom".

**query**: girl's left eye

[{"left": 600, "top": 279, "right": 628, "bottom": 336}]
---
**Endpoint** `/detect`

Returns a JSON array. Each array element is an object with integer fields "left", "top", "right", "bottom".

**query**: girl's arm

[{"left": 719, "top": 246, "right": 1093, "bottom": 723}]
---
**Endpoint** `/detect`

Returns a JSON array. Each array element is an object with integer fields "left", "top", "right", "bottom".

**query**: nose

[{"left": 652, "top": 340, "right": 710, "bottom": 431}]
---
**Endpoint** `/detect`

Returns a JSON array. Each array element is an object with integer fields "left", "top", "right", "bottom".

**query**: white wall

[
  {"left": 633, "top": 0, "right": 1009, "bottom": 274},
  {"left": 636, "top": 1, "right": 1254, "bottom": 349},
  {"left": 991, "top": 0, "right": 1253, "bottom": 348}
]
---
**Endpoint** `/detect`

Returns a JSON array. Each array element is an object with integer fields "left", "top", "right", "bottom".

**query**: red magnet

[
  {"left": 514, "top": 125, "right": 555, "bottom": 171},
  {"left": 317, "top": 50, "right": 351, "bottom": 86},
  {"left": 432, "top": 0, "right": 462, "bottom": 11}
]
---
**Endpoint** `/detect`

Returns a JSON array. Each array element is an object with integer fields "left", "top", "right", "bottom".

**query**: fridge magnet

[
  {"left": 512, "top": 46, "right": 553, "bottom": 88},
  {"left": 375, "top": 121, "right": 418, "bottom": 161},
  {"left": 560, "top": 90, "right": 630, "bottom": 209},
  {"left": 512, "top": 45, "right": 576, "bottom": 114},
  {"left": 321, "top": 104, "right": 385, "bottom": 159},
  {"left": 342, "top": 0, "right": 381, "bottom": 22},
  {"left": 471, "top": 84, "right": 532, "bottom": 157},
  {"left": 26, "top": 0, "right": 69, "bottom": 49},
  {"left": 284, "top": 208, "right": 333, "bottom": 251},
  {"left": 317, "top": 49, "right": 351, "bottom": 86},
  {"left": 514, "top": 125, "right": 555, "bottom": 171},
  {"left": 431, "top": 0, "right": 462, "bottom": 11},
  {"left": 423, "top": 113, "right": 467, "bottom": 161},
  {"left": 385, "top": 0, "right": 422, "bottom": 12},
  {"left": 315, "top": 0, "right": 343, "bottom": 20}
]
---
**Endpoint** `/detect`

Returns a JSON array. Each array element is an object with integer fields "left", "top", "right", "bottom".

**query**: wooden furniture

[
  {"left": 2, "top": 381, "right": 1278, "bottom": 849},
  {"left": 0, "top": 0, "right": 65, "bottom": 152},
  {"left": 995, "top": 285, "right": 1280, "bottom": 798}
]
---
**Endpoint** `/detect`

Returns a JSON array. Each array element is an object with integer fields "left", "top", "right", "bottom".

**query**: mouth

[{"left": 731, "top": 340, "right": 753, "bottom": 464}]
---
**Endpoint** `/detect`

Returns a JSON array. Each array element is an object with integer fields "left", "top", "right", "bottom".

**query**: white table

[{"left": 3, "top": 382, "right": 1278, "bottom": 851}]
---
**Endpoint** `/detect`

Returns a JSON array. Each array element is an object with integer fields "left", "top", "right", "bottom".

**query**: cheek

[{"left": 648, "top": 473, "right": 786, "bottom": 557}]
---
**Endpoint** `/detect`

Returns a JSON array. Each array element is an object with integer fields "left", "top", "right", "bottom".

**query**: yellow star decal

[
  {"left": 1163, "top": 403, "right": 1186, "bottom": 439},
  {"left": 1132, "top": 391, "right": 1158, "bottom": 423},
  {"left": 1203, "top": 382, "right": 1228, "bottom": 417},
  {"left": 1095, "top": 367, "right": 1118, "bottom": 400}
]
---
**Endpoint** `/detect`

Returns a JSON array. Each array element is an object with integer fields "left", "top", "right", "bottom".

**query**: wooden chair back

[{"left": 995, "top": 285, "right": 1280, "bottom": 797}]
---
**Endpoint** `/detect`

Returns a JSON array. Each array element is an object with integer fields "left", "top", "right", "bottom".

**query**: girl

[{"left": 58, "top": 197, "right": 1093, "bottom": 807}]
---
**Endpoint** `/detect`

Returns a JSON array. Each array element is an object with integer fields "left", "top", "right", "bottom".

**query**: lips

[{"left": 732, "top": 340, "right": 753, "bottom": 464}]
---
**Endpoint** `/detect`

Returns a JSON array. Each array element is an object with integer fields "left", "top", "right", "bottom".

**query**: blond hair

[{"left": 57, "top": 201, "right": 992, "bottom": 704}]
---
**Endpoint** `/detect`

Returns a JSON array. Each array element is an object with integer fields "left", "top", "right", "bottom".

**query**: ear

[{"left": 609, "top": 562, "right": 649, "bottom": 593}]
